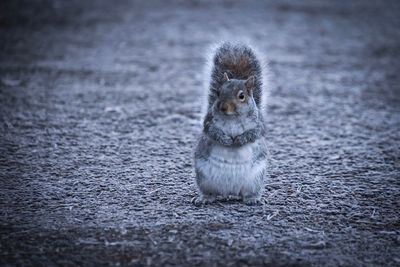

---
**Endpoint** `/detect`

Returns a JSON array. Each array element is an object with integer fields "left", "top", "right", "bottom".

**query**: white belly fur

[{"left": 195, "top": 140, "right": 266, "bottom": 197}]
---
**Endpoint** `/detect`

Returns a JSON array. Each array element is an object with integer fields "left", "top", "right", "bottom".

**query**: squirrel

[{"left": 193, "top": 43, "right": 268, "bottom": 205}]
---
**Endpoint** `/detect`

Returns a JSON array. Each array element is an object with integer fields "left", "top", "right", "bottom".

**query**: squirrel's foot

[
  {"left": 243, "top": 196, "right": 263, "bottom": 206},
  {"left": 191, "top": 195, "right": 216, "bottom": 206},
  {"left": 226, "top": 195, "right": 241, "bottom": 201}
]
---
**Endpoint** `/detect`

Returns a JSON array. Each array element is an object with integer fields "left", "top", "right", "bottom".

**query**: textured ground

[{"left": 1, "top": 0, "right": 400, "bottom": 266}]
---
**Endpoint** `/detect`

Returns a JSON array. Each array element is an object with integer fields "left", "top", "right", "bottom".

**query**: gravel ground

[{"left": 1, "top": 0, "right": 399, "bottom": 266}]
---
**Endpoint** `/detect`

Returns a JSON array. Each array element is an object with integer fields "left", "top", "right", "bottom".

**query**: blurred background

[{"left": 0, "top": 1, "right": 399, "bottom": 266}]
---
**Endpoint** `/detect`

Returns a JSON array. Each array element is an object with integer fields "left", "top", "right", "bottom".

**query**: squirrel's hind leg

[
  {"left": 241, "top": 165, "right": 266, "bottom": 205},
  {"left": 240, "top": 181, "right": 264, "bottom": 206}
]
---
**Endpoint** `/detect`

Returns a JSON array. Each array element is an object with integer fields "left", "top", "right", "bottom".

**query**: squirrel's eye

[{"left": 238, "top": 91, "right": 246, "bottom": 102}]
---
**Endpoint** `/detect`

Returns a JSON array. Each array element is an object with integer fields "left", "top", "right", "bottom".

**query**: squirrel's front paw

[
  {"left": 218, "top": 135, "right": 233, "bottom": 146},
  {"left": 191, "top": 195, "right": 216, "bottom": 206},
  {"left": 233, "top": 134, "right": 245, "bottom": 146},
  {"left": 234, "top": 129, "right": 260, "bottom": 146}
]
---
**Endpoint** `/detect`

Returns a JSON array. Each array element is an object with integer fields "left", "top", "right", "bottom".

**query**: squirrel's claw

[
  {"left": 243, "top": 197, "right": 264, "bottom": 206},
  {"left": 191, "top": 195, "right": 216, "bottom": 206}
]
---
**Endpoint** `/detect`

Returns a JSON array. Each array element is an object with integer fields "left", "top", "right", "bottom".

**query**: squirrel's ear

[
  {"left": 245, "top": 76, "right": 255, "bottom": 95},
  {"left": 223, "top": 72, "right": 230, "bottom": 82}
]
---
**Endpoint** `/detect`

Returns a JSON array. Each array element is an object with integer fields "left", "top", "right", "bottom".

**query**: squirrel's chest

[
  {"left": 209, "top": 144, "right": 253, "bottom": 165},
  {"left": 214, "top": 118, "right": 246, "bottom": 137},
  {"left": 214, "top": 116, "right": 257, "bottom": 137}
]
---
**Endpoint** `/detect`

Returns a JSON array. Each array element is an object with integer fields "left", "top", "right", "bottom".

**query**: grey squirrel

[{"left": 193, "top": 43, "right": 268, "bottom": 205}]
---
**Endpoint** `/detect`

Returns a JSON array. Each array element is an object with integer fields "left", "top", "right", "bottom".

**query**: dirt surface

[{"left": 1, "top": 0, "right": 400, "bottom": 266}]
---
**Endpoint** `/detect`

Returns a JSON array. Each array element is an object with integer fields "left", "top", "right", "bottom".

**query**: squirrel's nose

[
  {"left": 220, "top": 102, "right": 228, "bottom": 113},
  {"left": 219, "top": 101, "right": 235, "bottom": 114}
]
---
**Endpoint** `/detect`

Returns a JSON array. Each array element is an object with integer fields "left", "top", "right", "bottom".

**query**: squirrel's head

[{"left": 213, "top": 73, "right": 257, "bottom": 117}]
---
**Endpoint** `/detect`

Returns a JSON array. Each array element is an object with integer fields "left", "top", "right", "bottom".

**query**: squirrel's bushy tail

[{"left": 208, "top": 43, "right": 263, "bottom": 107}]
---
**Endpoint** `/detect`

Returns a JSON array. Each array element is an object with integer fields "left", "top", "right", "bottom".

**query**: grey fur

[
  {"left": 193, "top": 135, "right": 212, "bottom": 160},
  {"left": 233, "top": 112, "right": 266, "bottom": 146},
  {"left": 233, "top": 128, "right": 261, "bottom": 146},
  {"left": 203, "top": 112, "right": 234, "bottom": 146},
  {"left": 193, "top": 43, "right": 268, "bottom": 205}
]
